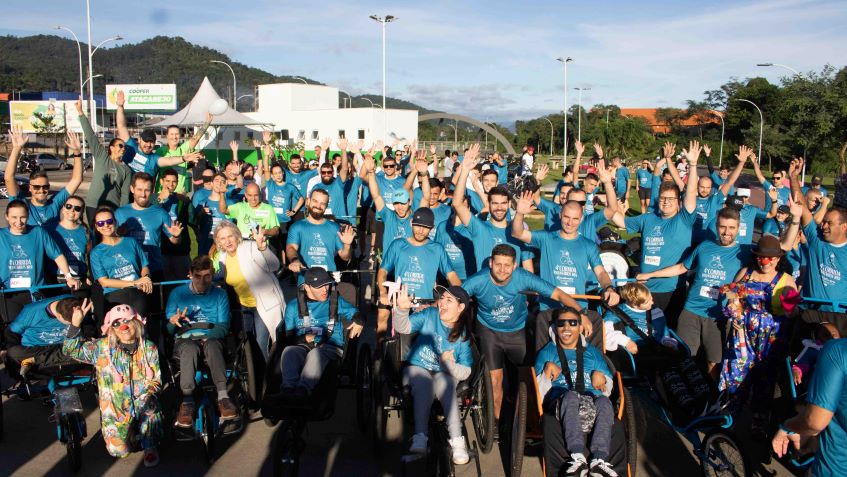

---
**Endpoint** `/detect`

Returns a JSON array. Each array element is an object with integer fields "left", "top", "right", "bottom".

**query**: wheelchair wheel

[
  {"left": 239, "top": 338, "right": 260, "bottom": 408},
  {"left": 372, "top": 359, "right": 388, "bottom": 453},
  {"left": 509, "top": 381, "right": 528, "bottom": 477},
  {"left": 356, "top": 344, "right": 373, "bottom": 432},
  {"left": 64, "top": 413, "right": 83, "bottom": 472},
  {"left": 471, "top": 362, "right": 495, "bottom": 454},
  {"left": 701, "top": 430, "right": 747, "bottom": 477},
  {"left": 427, "top": 414, "right": 456, "bottom": 477},
  {"left": 201, "top": 403, "right": 217, "bottom": 463},
  {"left": 621, "top": 386, "right": 638, "bottom": 476},
  {"left": 600, "top": 250, "right": 630, "bottom": 281},
  {"left": 273, "top": 421, "right": 300, "bottom": 477}
]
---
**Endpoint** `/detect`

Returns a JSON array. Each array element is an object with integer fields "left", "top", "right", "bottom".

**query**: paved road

[{"left": 0, "top": 169, "right": 798, "bottom": 476}]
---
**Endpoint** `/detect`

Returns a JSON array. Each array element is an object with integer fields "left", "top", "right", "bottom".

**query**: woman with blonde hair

[
  {"left": 63, "top": 302, "right": 163, "bottom": 467},
  {"left": 212, "top": 220, "right": 285, "bottom": 363}
]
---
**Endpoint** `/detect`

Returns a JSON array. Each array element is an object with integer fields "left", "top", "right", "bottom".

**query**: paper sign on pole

[
  {"left": 9, "top": 100, "right": 91, "bottom": 133},
  {"left": 106, "top": 84, "right": 177, "bottom": 111}
]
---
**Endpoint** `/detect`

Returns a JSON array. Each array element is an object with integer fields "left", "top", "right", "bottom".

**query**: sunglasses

[
  {"left": 202, "top": 176, "right": 214, "bottom": 183},
  {"left": 555, "top": 319, "right": 580, "bottom": 328},
  {"left": 575, "top": 200, "right": 587, "bottom": 207},
  {"left": 383, "top": 164, "right": 397, "bottom": 169},
  {"left": 64, "top": 203, "right": 83, "bottom": 212},
  {"left": 95, "top": 218, "right": 115, "bottom": 227},
  {"left": 111, "top": 318, "right": 133, "bottom": 328},
  {"left": 30, "top": 184, "right": 50, "bottom": 191},
  {"left": 114, "top": 143, "right": 126, "bottom": 149},
  {"left": 320, "top": 170, "right": 334, "bottom": 175},
  {"left": 756, "top": 256, "right": 779, "bottom": 263},
  {"left": 773, "top": 176, "right": 783, "bottom": 181}
]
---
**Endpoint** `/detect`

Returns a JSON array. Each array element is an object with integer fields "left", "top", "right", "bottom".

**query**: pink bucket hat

[{"left": 101, "top": 304, "right": 147, "bottom": 336}]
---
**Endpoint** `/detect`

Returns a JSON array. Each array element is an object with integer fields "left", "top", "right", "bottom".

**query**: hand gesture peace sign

[{"left": 169, "top": 307, "right": 190, "bottom": 327}]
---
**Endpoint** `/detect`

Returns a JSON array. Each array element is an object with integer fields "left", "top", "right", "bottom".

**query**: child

[{"left": 602, "top": 282, "right": 677, "bottom": 355}]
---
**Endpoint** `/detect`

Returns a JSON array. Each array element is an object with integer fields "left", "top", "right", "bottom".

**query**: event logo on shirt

[
  {"left": 188, "top": 304, "right": 207, "bottom": 322},
  {"left": 708, "top": 255, "right": 724, "bottom": 270},
  {"left": 307, "top": 232, "right": 329, "bottom": 265},
  {"left": 491, "top": 294, "right": 515, "bottom": 322},
  {"left": 113, "top": 254, "right": 137, "bottom": 281},
  {"left": 9, "top": 244, "right": 32, "bottom": 286},
  {"left": 645, "top": 225, "right": 665, "bottom": 250},
  {"left": 821, "top": 252, "right": 841, "bottom": 286}
]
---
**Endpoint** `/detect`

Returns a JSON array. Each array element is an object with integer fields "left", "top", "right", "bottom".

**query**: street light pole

[
  {"left": 236, "top": 94, "right": 253, "bottom": 111},
  {"left": 55, "top": 25, "right": 85, "bottom": 156},
  {"left": 370, "top": 15, "right": 397, "bottom": 143},
  {"left": 736, "top": 98, "right": 764, "bottom": 168},
  {"left": 758, "top": 62, "right": 807, "bottom": 181},
  {"left": 210, "top": 60, "right": 237, "bottom": 108},
  {"left": 574, "top": 87, "right": 591, "bottom": 142},
  {"left": 542, "top": 117, "right": 554, "bottom": 156},
  {"left": 556, "top": 57, "right": 572, "bottom": 163},
  {"left": 292, "top": 76, "right": 308, "bottom": 84},
  {"left": 709, "top": 110, "right": 725, "bottom": 168}
]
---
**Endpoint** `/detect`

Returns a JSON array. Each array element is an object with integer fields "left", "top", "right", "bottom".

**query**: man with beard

[
  {"left": 452, "top": 144, "right": 533, "bottom": 272},
  {"left": 462, "top": 244, "right": 581, "bottom": 427},
  {"left": 689, "top": 145, "right": 748, "bottom": 242},
  {"left": 157, "top": 169, "right": 192, "bottom": 281},
  {"left": 115, "top": 172, "right": 183, "bottom": 282},
  {"left": 307, "top": 153, "right": 349, "bottom": 218},
  {"left": 286, "top": 188, "right": 355, "bottom": 284},
  {"left": 284, "top": 153, "right": 318, "bottom": 205},
  {"left": 376, "top": 208, "right": 461, "bottom": 339}
]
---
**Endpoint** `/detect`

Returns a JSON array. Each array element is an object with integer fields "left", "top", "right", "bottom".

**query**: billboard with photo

[
  {"left": 9, "top": 100, "right": 92, "bottom": 133},
  {"left": 106, "top": 84, "right": 177, "bottom": 111}
]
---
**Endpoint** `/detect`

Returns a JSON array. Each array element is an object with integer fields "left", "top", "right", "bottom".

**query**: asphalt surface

[{"left": 0, "top": 169, "right": 798, "bottom": 476}]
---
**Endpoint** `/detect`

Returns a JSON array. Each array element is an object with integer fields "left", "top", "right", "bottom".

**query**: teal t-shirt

[
  {"left": 462, "top": 268, "right": 555, "bottom": 333},
  {"left": 807, "top": 339, "right": 847, "bottom": 477},
  {"left": 682, "top": 240, "right": 752, "bottom": 319},
  {"left": 530, "top": 231, "right": 602, "bottom": 310},
  {"left": 381, "top": 239, "right": 454, "bottom": 299},
  {"left": 114, "top": 204, "right": 173, "bottom": 272},
  {"left": 693, "top": 191, "right": 725, "bottom": 242},
  {"left": 625, "top": 209, "right": 695, "bottom": 293},
  {"left": 405, "top": 307, "right": 473, "bottom": 373},
  {"left": 124, "top": 138, "right": 160, "bottom": 176},
  {"left": 9, "top": 294, "right": 73, "bottom": 347},
  {"left": 311, "top": 179, "right": 347, "bottom": 217},
  {"left": 287, "top": 169, "right": 318, "bottom": 196},
  {"left": 802, "top": 222, "right": 847, "bottom": 312},
  {"left": 602, "top": 305, "right": 668, "bottom": 347},
  {"left": 282, "top": 295, "right": 357, "bottom": 348},
  {"left": 434, "top": 219, "right": 476, "bottom": 280},
  {"left": 286, "top": 219, "right": 343, "bottom": 278},
  {"left": 537, "top": 199, "right": 607, "bottom": 239},
  {"left": 10, "top": 188, "right": 70, "bottom": 227},
  {"left": 46, "top": 223, "right": 88, "bottom": 279},
  {"left": 90, "top": 237, "right": 149, "bottom": 294},
  {"left": 165, "top": 284, "right": 231, "bottom": 340},
  {"left": 377, "top": 208, "right": 413, "bottom": 252},
  {"left": 455, "top": 215, "right": 533, "bottom": 270},
  {"left": 534, "top": 341, "right": 612, "bottom": 398},
  {"left": 636, "top": 169, "right": 652, "bottom": 189},
  {"left": 266, "top": 181, "right": 301, "bottom": 223},
  {"left": 614, "top": 167, "right": 629, "bottom": 196},
  {"left": 0, "top": 226, "right": 62, "bottom": 289}
]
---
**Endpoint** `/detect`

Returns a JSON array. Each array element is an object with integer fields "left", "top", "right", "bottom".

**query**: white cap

[{"left": 737, "top": 188, "right": 751, "bottom": 198}]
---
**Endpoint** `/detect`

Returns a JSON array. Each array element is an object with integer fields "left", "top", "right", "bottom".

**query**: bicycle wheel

[
  {"left": 701, "top": 430, "right": 747, "bottom": 477},
  {"left": 273, "top": 422, "right": 300, "bottom": 477},
  {"left": 64, "top": 413, "right": 83, "bottom": 472},
  {"left": 201, "top": 403, "right": 217, "bottom": 463},
  {"left": 509, "top": 381, "right": 528, "bottom": 477},
  {"left": 471, "top": 362, "right": 495, "bottom": 454},
  {"left": 356, "top": 344, "right": 373, "bottom": 432}
]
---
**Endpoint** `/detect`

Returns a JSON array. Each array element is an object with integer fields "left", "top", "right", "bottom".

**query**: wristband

[{"left": 779, "top": 424, "right": 796, "bottom": 435}]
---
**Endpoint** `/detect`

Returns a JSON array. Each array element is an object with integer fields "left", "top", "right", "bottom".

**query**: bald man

[{"left": 219, "top": 182, "right": 281, "bottom": 239}]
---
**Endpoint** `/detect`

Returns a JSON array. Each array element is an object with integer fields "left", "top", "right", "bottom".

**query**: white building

[{"left": 209, "top": 83, "right": 419, "bottom": 152}]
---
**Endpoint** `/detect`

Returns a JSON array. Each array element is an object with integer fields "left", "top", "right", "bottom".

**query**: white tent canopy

[{"left": 148, "top": 77, "right": 266, "bottom": 127}]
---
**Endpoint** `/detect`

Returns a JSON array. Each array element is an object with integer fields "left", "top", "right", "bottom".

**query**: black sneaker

[
  {"left": 566, "top": 453, "right": 589, "bottom": 477},
  {"left": 589, "top": 458, "right": 618, "bottom": 477}
]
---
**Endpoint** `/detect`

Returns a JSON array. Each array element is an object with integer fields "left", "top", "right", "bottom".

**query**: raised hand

[
  {"left": 392, "top": 285, "right": 413, "bottom": 312},
  {"left": 169, "top": 307, "right": 189, "bottom": 327},
  {"left": 321, "top": 137, "right": 332, "bottom": 150},
  {"left": 184, "top": 151, "right": 202, "bottom": 165},
  {"left": 262, "top": 130, "right": 273, "bottom": 144},
  {"left": 788, "top": 157, "right": 804, "bottom": 178},
  {"left": 374, "top": 139, "right": 384, "bottom": 153},
  {"left": 685, "top": 140, "right": 702, "bottom": 165},
  {"left": 71, "top": 298, "right": 93, "bottom": 327},
  {"left": 415, "top": 158, "right": 429, "bottom": 175},
  {"left": 74, "top": 98, "right": 84, "bottom": 115},
  {"left": 253, "top": 225, "right": 267, "bottom": 249},
  {"left": 9, "top": 125, "right": 28, "bottom": 149},
  {"left": 337, "top": 137, "right": 348, "bottom": 151},
  {"left": 768, "top": 186, "right": 778, "bottom": 201},
  {"left": 229, "top": 140, "right": 239, "bottom": 157},
  {"left": 353, "top": 139, "right": 365, "bottom": 152},
  {"left": 430, "top": 144, "right": 436, "bottom": 155},
  {"left": 116, "top": 90, "right": 125, "bottom": 107},
  {"left": 736, "top": 145, "right": 753, "bottom": 163},
  {"left": 64, "top": 130, "right": 81, "bottom": 153},
  {"left": 788, "top": 195, "right": 804, "bottom": 218},
  {"left": 337, "top": 224, "right": 355, "bottom": 245},
  {"left": 703, "top": 144, "right": 712, "bottom": 157},
  {"left": 461, "top": 143, "right": 481, "bottom": 171},
  {"left": 596, "top": 158, "right": 612, "bottom": 183},
  {"left": 252, "top": 139, "right": 261, "bottom": 148},
  {"left": 593, "top": 142, "right": 604, "bottom": 159},
  {"left": 574, "top": 140, "right": 585, "bottom": 157},
  {"left": 536, "top": 164, "right": 550, "bottom": 182},
  {"left": 662, "top": 141, "right": 676, "bottom": 159},
  {"left": 363, "top": 155, "right": 376, "bottom": 174},
  {"left": 515, "top": 190, "right": 534, "bottom": 215},
  {"left": 167, "top": 221, "right": 184, "bottom": 237}
]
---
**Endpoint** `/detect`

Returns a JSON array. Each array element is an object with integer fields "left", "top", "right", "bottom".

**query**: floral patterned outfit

[
  {"left": 719, "top": 270, "right": 791, "bottom": 399},
  {"left": 63, "top": 332, "right": 163, "bottom": 457}
]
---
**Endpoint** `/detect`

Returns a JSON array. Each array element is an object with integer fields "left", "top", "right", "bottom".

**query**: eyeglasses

[
  {"left": 63, "top": 203, "right": 83, "bottom": 212},
  {"left": 555, "top": 319, "right": 580, "bottom": 328},
  {"left": 30, "top": 184, "right": 50, "bottom": 191},
  {"left": 658, "top": 196, "right": 678, "bottom": 203},
  {"left": 320, "top": 170, "right": 334, "bottom": 175},
  {"left": 111, "top": 319, "right": 133, "bottom": 328},
  {"left": 383, "top": 164, "right": 397, "bottom": 169},
  {"left": 202, "top": 176, "right": 214, "bottom": 183},
  {"left": 773, "top": 176, "right": 783, "bottom": 181},
  {"left": 114, "top": 144, "right": 126, "bottom": 149},
  {"left": 95, "top": 218, "right": 115, "bottom": 227}
]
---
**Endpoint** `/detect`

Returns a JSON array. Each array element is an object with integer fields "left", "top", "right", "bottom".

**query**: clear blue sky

[{"left": 3, "top": 0, "right": 845, "bottom": 124}]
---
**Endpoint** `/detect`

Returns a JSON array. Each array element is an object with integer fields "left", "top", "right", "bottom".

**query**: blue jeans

[{"left": 241, "top": 307, "right": 270, "bottom": 363}]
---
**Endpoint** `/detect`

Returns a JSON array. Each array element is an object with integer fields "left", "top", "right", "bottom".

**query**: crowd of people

[{"left": 1, "top": 95, "right": 846, "bottom": 477}]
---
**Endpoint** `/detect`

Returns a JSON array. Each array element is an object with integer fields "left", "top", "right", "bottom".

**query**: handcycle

[
  {"left": 599, "top": 301, "right": 749, "bottom": 477},
  {"left": 368, "top": 297, "right": 488, "bottom": 477},
  {"left": 260, "top": 280, "right": 366, "bottom": 477},
  {"left": 162, "top": 321, "right": 254, "bottom": 463},
  {"left": 507, "top": 304, "right": 638, "bottom": 477}
]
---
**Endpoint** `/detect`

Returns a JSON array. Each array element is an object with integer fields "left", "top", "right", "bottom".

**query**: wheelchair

[
  {"left": 162, "top": 321, "right": 256, "bottom": 462},
  {"left": 1, "top": 361, "right": 95, "bottom": 472},
  {"left": 260, "top": 281, "right": 366, "bottom": 477},
  {"left": 599, "top": 303, "right": 749, "bottom": 477},
  {"left": 368, "top": 314, "right": 486, "bottom": 477}
]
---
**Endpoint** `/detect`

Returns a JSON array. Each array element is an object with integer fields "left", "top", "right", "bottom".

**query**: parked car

[
  {"left": 0, "top": 176, "right": 30, "bottom": 199},
  {"left": 32, "top": 152, "right": 67, "bottom": 171},
  {"left": 68, "top": 153, "right": 93, "bottom": 170},
  {"left": 0, "top": 155, "right": 7, "bottom": 173}
]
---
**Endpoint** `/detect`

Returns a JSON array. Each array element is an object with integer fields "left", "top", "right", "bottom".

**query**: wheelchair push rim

[{"left": 700, "top": 430, "right": 748, "bottom": 477}]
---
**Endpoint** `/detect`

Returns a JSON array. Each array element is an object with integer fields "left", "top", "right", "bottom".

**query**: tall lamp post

[
  {"left": 292, "top": 76, "right": 309, "bottom": 84},
  {"left": 359, "top": 97, "right": 377, "bottom": 108},
  {"left": 556, "top": 57, "right": 572, "bottom": 163},
  {"left": 236, "top": 94, "right": 253, "bottom": 112},
  {"left": 370, "top": 14, "right": 397, "bottom": 142},
  {"left": 55, "top": 25, "right": 85, "bottom": 155},
  {"left": 574, "top": 87, "right": 591, "bottom": 143},
  {"left": 758, "top": 62, "right": 806, "bottom": 181},
  {"left": 709, "top": 110, "right": 725, "bottom": 167},
  {"left": 210, "top": 60, "right": 237, "bottom": 108},
  {"left": 736, "top": 98, "right": 764, "bottom": 168},
  {"left": 542, "top": 117, "right": 554, "bottom": 156},
  {"left": 86, "top": 35, "right": 122, "bottom": 133}
]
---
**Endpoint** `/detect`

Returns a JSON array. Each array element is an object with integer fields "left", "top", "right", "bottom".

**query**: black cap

[
  {"left": 411, "top": 207, "right": 435, "bottom": 228},
  {"left": 435, "top": 285, "right": 470, "bottom": 307},
  {"left": 777, "top": 205, "right": 790, "bottom": 214},
  {"left": 726, "top": 195, "right": 744, "bottom": 210},
  {"left": 303, "top": 267, "right": 334, "bottom": 288},
  {"left": 812, "top": 175, "right": 822, "bottom": 184},
  {"left": 139, "top": 130, "right": 157, "bottom": 143}
]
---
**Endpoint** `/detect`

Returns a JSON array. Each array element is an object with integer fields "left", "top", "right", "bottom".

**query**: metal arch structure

[{"left": 418, "top": 113, "right": 516, "bottom": 155}]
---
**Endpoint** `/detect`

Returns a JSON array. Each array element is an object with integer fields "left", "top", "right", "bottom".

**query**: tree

[{"left": 31, "top": 110, "right": 65, "bottom": 155}]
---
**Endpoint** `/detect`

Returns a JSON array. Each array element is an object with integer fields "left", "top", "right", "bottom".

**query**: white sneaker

[
  {"left": 589, "top": 457, "right": 618, "bottom": 477},
  {"left": 566, "top": 453, "right": 590, "bottom": 477},
  {"left": 449, "top": 436, "right": 470, "bottom": 465},
  {"left": 409, "top": 433, "right": 428, "bottom": 454}
]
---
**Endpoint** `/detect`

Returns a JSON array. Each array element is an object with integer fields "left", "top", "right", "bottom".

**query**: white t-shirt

[{"left": 521, "top": 153, "right": 534, "bottom": 175}]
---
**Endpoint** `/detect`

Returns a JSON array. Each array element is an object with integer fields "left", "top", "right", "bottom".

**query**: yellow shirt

[{"left": 225, "top": 253, "right": 256, "bottom": 307}]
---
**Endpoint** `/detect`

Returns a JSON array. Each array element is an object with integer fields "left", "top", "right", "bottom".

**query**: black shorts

[
  {"left": 475, "top": 321, "right": 526, "bottom": 370},
  {"left": 638, "top": 188, "right": 651, "bottom": 200},
  {"left": 676, "top": 309, "right": 724, "bottom": 364}
]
